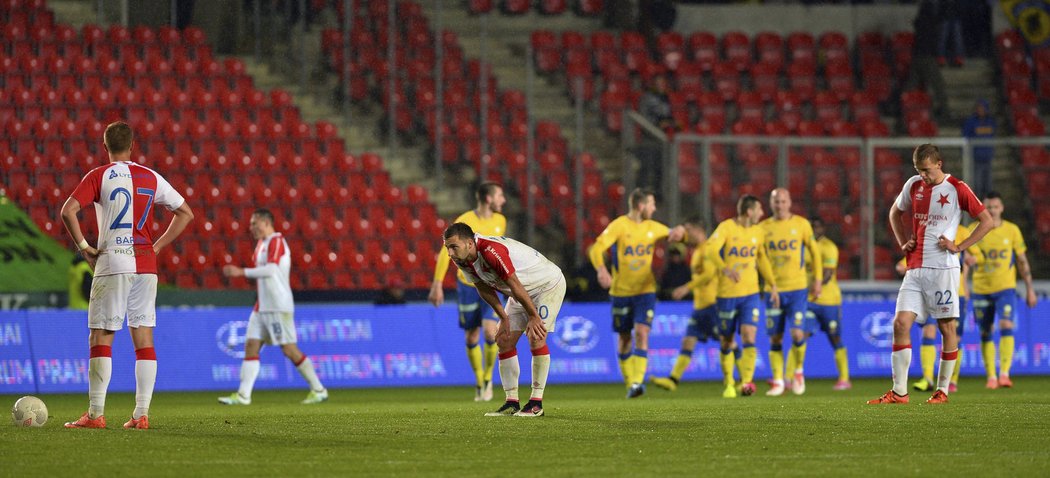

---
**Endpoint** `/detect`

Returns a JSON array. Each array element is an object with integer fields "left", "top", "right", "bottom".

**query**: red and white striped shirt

[
  {"left": 454, "top": 234, "right": 563, "bottom": 296},
  {"left": 894, "top": 174, "right": 985, "bottom": 270},
  {"left": 245, "top": 232, "right": 294, "bottom": 313},
  {"left": 70, "top": 161, "right": 185, "bottom": 277}
]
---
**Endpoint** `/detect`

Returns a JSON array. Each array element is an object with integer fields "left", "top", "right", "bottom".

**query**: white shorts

[
  {"left": 505, "top": 276, "right": 566, "bottom": 333},
  {"left": 88, "top": 274, "right": 158, "bottom": 331},
  {"left": 246, "top": 311, "right": 298, "bottom": 345},
  {"left": 896, "top": 268, "right": 961, "bottom": 324}
]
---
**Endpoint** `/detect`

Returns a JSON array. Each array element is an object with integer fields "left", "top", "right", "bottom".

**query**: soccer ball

[{"left": 11, "top": 396, "right": 48, "bottom": 427}]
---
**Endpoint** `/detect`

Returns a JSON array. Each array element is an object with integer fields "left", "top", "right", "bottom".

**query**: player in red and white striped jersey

[
  {"left": 219, "top": 209, "right": 328, "bottom": 405},
  {"left": 869, "top": 144, "right": 993, "bottom": 405},
  {"left": 443, "top": 223, "right": 566, "bottom": 417},
  {"left": 60, "top": 122, "right": 195, "bottom": 429}
]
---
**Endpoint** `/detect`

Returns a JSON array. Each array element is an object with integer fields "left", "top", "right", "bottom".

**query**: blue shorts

[
  {"left": 972, "top": 289, "right": 1017, "bottom": 333},
  {"left": 806, "top": 303, "right": 842, "bottom": 337},
  {"left": 456, "top": 281, "right": 498, "bottom": 330},
  {"left": 765, "top": 289, "right": 809, "bottom": 337},
  {"left": 717, "top": 293, "right": 762, "bottom": 337},
  {"left": 686, "top": 305, "right": 719, "bottom": 342},
  {"left": 611, "top": 293, "right": 656, "bottom": 334}
]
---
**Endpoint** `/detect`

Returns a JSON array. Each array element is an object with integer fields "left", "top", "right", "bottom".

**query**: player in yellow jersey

[
  {"left": 429, "top": 182, "right": 507, "bottom": 402},
  {"left": 759, "top": 189, "right": 822, "bottom": 396},
  {"left": 897, "top": 225, "right": 973, "bottom": 393},
  {"left": 706, "top": 194, "right": 779, "bottom": 398},
  {"left": 798, "top": 218, "right": 852, "bottom": 391},
  {"left": 967, "top": 191, "right": 1037, "bottom": 389},
  {"left": 649, "top": 217, "right": 732, "bottom": 391},
  {"left": 589, "top": 188, "right": 685, "bottom": 398}
]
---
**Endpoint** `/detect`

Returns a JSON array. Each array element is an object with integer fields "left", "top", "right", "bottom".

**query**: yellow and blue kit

[
  {"left": 705, "top": 218, "right": 776, "bottom": 335},
  {"left": 684, "top": 243, "right": 719, "bottom": 342},
  {"left": 589, "top": 215, "right": 671, "bottom": 333},
  {"left": 760, "top": 215, "right": 821, "bottom": 336}
]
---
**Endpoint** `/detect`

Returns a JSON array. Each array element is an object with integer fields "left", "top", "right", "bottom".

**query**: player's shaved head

[
  {"left": 770, "top": 188, "right": 792, "bottom": 218},
  {"left": 443, "top": 222, "right": 476, "bottom": 241},
  {"left": 103, "top": 121, "right": 133, "bottom": 154},
  {"left": 770, "top": 188, "right": 791, "bottom": 201}
]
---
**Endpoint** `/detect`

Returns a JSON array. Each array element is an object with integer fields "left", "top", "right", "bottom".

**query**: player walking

[
  {"left": 442, "top": 223, "right": 566, "bottom": 417},
  {"left": 61, "top": 122, "right": 194, "bottom": 429},
  {"left": 589, "top": 188, "right": 685, "bottom": 398},
  {"left": 869, "top": 144, "right": 993, "bottom": 405},
  {"left": 218, "top": 209, "right": 329, "bottom": 405},
  {"left": 429, "top": 182, "right": 508, "bottom": 402},
  {"left": 799, "top": 217, "right": 851, "bottom": 391}
]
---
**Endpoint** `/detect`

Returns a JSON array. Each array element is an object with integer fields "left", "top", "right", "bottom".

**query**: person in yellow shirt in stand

[
  {"left": 894, "top": 224, "right": 972, "bottom": 393},
  {"left": 650, "top": 217, "right": 736, "bottom": 391},
  {"left": 589, "top": 188, "right": 685, "bottom": 399},
  {"left": 706, "top": 194, "right": 779, "bottom": 398},
  {"left": 428, "top": 182, "right": 508, "bottom": 402},
  {"left": 967, "top": 191, "right": 1038, "bottom": 389},
  {"left": 759, "top": 189, "right": 822, "bottom": 396},
  {"left": 795, "top": 217, "right": 851, "bottom": 391}
]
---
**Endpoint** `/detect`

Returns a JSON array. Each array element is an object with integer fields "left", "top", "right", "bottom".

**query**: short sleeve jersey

[
  {"left": 588, "top": 216, "right": 671, "bottom": 297},
  {"left": 249, "top": 232, "right": 294, "bottom": 313},
  {"left": 70, "top": 161, "right": 185, "bottom": 277},
  {"left": 894, "top": 174, "right": 985, "bottom": 270},
  {"left": 969, "top": 220, "right": 1027, "bottom": 294},
  {"left": 455, "top": 235, "right": 563, "bottom": 296}
]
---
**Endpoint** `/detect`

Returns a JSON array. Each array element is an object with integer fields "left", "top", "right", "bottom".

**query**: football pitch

[{"left": 3, "top": 377, "right": 1050, "bottom": 477}]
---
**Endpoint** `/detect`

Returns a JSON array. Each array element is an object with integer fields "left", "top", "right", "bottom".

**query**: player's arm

[
  {"left": 475, "top": 280, "right": 509, "bottom": 322},
  {"left": 704, "top": 224, "right": 733, "bottom": 280},
  {"left": 894, "top": 258, "right": 907, "bottom": 276},
  {"left": 504, "top": 273, "right": 547, "bottom": 341},
  {"left": 942, "top": 209, "right": 993, "bottom": 253},
  {"left": 673, "top": 252, "right": 716, "bottom": 300},
  {"left": 888, "top": 203, "right": 915, "bottom": 252},
  {"left": 1016, "top": 251, "right": 1038, "bottom": 308},
  {"left": 428, "top": 246, "right": 454, "bottom": 306},
  {"left": 961, "top": 254, "right": 972, "bottom": 298},
  {"left": 153, "top": 201, "right": 194, "bottom": 254},
  {"left": 59, "top": 197, "right": 100, "bottom": 268},
  {"left": 589, "top": 222, "right": 619, "bottom": 289},
  {"left": 804, "top": 232, "right": 822, "bottom": 298}
]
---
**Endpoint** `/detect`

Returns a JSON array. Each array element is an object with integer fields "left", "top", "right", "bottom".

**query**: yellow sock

[
  {"left": 720, "top": 350, "right": 736, "bottom": 387},
  {"left": 835, "top": 347, "right": 850, "bottom": 382},
  {"left": 618, "top": 353, "right": 633, "bottom": 387},
  {"left": 631, "top": 352, "right": 649, "bottom": 385},
  {"left": 483, "top": 342, "right": 498, "bottom": 382},
  {"left": 740, "top": 346, "right": 757, "bottom": 384},
  {"left": 920, "top": 344, "right": 937, "bottom": 383},
  {"left": 981, "top": 341, "right": 997, "bottom": 379},
  {"left": 1000, "top": 335, "right": 1015, "bottom": 377},
  {"left": 951, "top": 347, "right": 962, "bottom": 383},
  {"left": 792, "top": 342, "right": 808, "bottom": 373},
  {"left": 670, "top": 354, "right": 692, "bottom": 381},
  {"left": 769, "top": 347, "right": 784, "bottom": 382},
  {"left": 467, "top": 344, "right": 484, "bottom": 387},
  {"left": 785, "top": 345, "right": 797, "bottom": 376}
]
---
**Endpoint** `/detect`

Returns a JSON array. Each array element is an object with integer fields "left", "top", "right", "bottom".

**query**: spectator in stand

[
  {"left": 938, "top": 0, "right": 965, "bottom": 67},
  {"left": 906, "top": 0, "right": 949, "bottom": 120},
  {"left": 636, "top": 75, "right": 674, "bottom": 189},
  {"left": 962, "top": 99, "right": 996, "bottom": 197},
  {"left": 376, "top": 277, "right": 407, "bottom": 305}
]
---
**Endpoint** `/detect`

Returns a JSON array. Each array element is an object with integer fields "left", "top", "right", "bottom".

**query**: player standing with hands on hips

[
  {"left": 61, "top": 121, "right": 194, "bottom": 429},
  {"left": 442, "top": 223, "right": 566, "bottom": 417},
  {"left": 869, "top": 144, "right": 993, "bottom": 405}
]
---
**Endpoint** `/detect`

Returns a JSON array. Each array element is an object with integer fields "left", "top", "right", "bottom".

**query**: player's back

[
  {"left": 760, "top": 215, "right": 815, "bottom": 292},
  {"left": 471, "top": 234, "right": 563, "bottom": 295},
  {"left": 708, "top": 218, "right": 765, "bottom": 298},
  {"left": 70, "top": 161, "right": 185, "bottom": 277},
  {"left": 970, "top": 220, "right": 1024, "bottom": 294}
]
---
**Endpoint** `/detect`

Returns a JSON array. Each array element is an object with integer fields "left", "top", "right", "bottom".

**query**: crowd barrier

[{"left": 1, "top": 299, "right": 1047, "bottom": 394}]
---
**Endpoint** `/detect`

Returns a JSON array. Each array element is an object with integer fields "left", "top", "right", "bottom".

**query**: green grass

[{"left": 3, "top": 377, "right": 1050, "bottom": 477}]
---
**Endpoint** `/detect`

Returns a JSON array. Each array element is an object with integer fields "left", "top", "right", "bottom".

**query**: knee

[{"left": 892, "top": 318, "right": 911, "bottom": 336}]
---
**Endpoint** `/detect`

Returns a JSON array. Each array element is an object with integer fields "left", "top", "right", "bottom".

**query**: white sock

[
  {"left": 937, "top": 349, "right": 958, "bottom": 393},
  {"left": 498, "top": 350, "right": 520, "bottom": 402},
  {"left": 238, "top": 358, "right": 261, "bottom": 398},
  {"left": 531, "top": 346, "right": 550, "bottom": 401},
  {"left": 295, "top": 357, "right": 324, "bottom": 392},
  {"left": 891, "top": 347, "right": 912, "bottom": 396},
  {"left": 134, "top": 359, "right": 157, "bottom": 419},
  {"left": 88, "top": 356, "right": 112, "bottom": 419}
]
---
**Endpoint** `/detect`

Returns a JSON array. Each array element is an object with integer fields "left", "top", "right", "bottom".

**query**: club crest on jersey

[{"left": 937, "top": 194, "right": 950, "bottom": 206}]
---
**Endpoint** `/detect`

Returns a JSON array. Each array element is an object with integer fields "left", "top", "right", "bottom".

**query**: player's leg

[
  {"left": 458, "top": 283, "right": 487, "bottom": 398},
  {"left": 271, "top": 313, "right": 327, "bottom": 403},
  {"left": 817, "top": 306, "right": 850, "bottom": 390},
  {"left": 121, "top": 275, "right": 159, "bottom": 428},
  {"left": 914, "top": 323, "right": 939, "bottom": 391},
  {"left": 626, "top": 294, "right": 656, "bottom": 397},
  {"left": 973, "top": 294, "right": 998, "bottom": 387},
  {"left": 221, "top": 311, "right": 268, "bottom": 405},
  {"left": 866, "top": 309, "right": 917, "bottom": 404},
  {"left": 950, "top": 296, "right": 967, "bottom": 391},
  {"left": 996, "top": 290, "right": 1017, "bottom": 387},
  {"left": 930, "top": 317, "right": 959, "bottom": 402},
  {"left": 783, "top": 291, "right": 808, "bottom": 395},
  {"left": 736, "top": 295, "right": 762, "bottom": 395},
  {"left": 612, "top": 297, "right": 636, "bottom": 388},
  {"left": 481, "top": 310, "right": 500, "bottom": 401},
  {"left": 765, "top": 293, "right": 787, "bottom": 396},
  {"left": 487, "top": 300, "right": 526, "bottom": 416},
  {"left": 465, "top": 326, "right": 485, "bottom": 399},
  {"left": 513, "top": 279, "right": 564, "bottom": 417},
  {"left": 716, "top": 298, "right": 738, "bottom": 397},
  {"left": 67, "top": 274, "right": 129, "bottom": 428}
]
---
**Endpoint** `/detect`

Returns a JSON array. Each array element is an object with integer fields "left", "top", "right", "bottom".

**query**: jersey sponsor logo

[
  {"left": 860, "top": 311, "right": 894, "bottom": 347},
  {"left": 767, "top": 239, "right": 800, "bottom": 251},
  {"left": 108, "top": 169, "right": 132, "bottom": 180},
  {"left": 986, "top": 249, "right": 1011, "bottom": 260},
  {"left": 552, "top": 315, "right": 599, "bottom": 353},
  {"left": 114, "top": 236, "right": 150, "bottom": 246},
  {"left": 726, "top": 246, "right": 757, "bottom": 257},
  {"left": 622, "top": 244, "right": 654, "bottom": 256}
]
